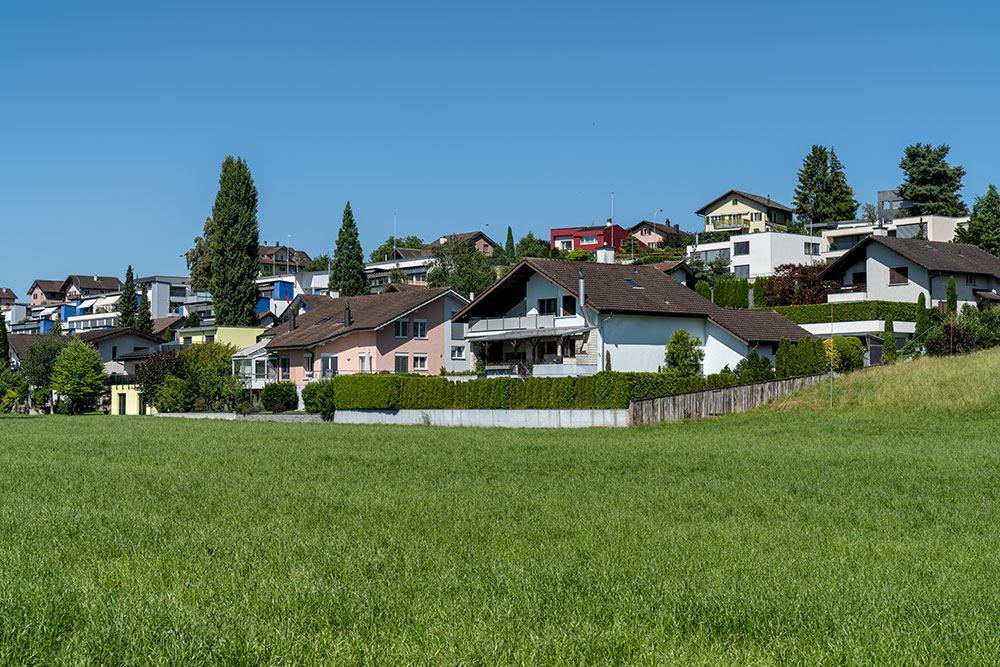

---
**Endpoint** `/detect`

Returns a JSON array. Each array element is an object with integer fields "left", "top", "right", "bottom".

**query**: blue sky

[{"left": 2, "top": 0, "right": 998, "bottom": 293}]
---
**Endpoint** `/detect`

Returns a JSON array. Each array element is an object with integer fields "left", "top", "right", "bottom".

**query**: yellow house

[
  {"left": 109, "top": 377, "right": 157, "bottom": 416},
  {"left": 176, "top": 326, "right": 267, "bottom": 349},
  {"left": 696, "top": 189, "right": 793, "bottom": 233}
]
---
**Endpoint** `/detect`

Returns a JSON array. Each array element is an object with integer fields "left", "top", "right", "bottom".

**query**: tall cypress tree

[
  {"left": 898, "top": 143, "right": 968, "bottom": 217},
  {"left": 136, "top": 285, "right": 153, "bottom": 333},
  {"left": 947, "top": 276, "right": 957, "bottom": 314},
  {"left": 0, "top": 314, "right": 9, "bottom": 367},
  {"left": 882, "top": 319, "right": 896, "bottom": 364},
  {"left": 209, "top": 157, "right": 260, "bottom": 325},
  {"left": 119, "top": 266, "right": 137, "bottom": 329},
  {"left": 791, "top": 145, "right": 830, "bottom": 233},
  {"left": 505, "top": 226, "right": 515, "bottom": 262},
  {"left": 331, "top": 201, "right": 368, "bottom": 296},
  {"left": 827, "top": 148, "right": 859, "bottom": 221},
  {"left": 915, "top": 293, "right": 928, "bottom": 338}
]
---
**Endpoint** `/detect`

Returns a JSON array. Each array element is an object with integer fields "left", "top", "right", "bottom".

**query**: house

[
  {"left": 0, "top": 288, "right": 15, "bottom": 309},
  {"left": 263, "top": 286, "right": 471, "bottom": 392},
  {"left": 626, "top": 220, "right": 683, "bottom": 249},
  {"left": 26, "top": 280, "right": 66, "bottom": 305},
  {"left": 365, "top": 232, "right": 500, "bottom": 289},
  {"left": 61, "top": 275, "right": 122, "bottom": 300},
  {"left": 422, "top": 231, "right": 500, "bottom": 257},
  {"left": 454, "top": 258, "right": 810, "bottom": 376},
  {"left": 877, "top": 189, "right": 915, "bottom": 224},
  {"left": 258, "top": 242, "right": 312, "bottom": 276},
  {"left": 819, "top": 235, "right": 1000, "bottom": 312},
  {"left": 76, "top": 327, "right": 166, "bottom": 374},
  {"left": 152, "top": 315, "right": 185, "bottom": 340},
  {"left": 6, "top": 334, "right": 49, "bottom": 370},
  {"left": 821, "top": 215, "right": 967, "bottom": 260},
  {"left": 136, "top": 275, "right": 198, "bottom": 319},
  {"left": 174, "top": 325, "right": 267, "bottom": 349},
  {"left": 550, "top": 222, "right": 634, "bottom": 253},
  {"left": 687, "top": 231, "right": 823, "bottom": 280},
  {"left": 696, "top": 190, "right": 793, "bottom": 233},
  {"left": 644, "top": 260, "right": 696, "bottom": 289}
]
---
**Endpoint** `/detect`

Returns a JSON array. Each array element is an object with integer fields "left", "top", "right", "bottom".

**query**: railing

[{"left": 468, "top": 314, "right": 584, "bottom": 333}]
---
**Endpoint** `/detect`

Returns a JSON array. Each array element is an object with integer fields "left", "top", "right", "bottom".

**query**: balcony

[
  {"left": 467, "top": 314, "right": 585, "bottom": 334},
  {"left": 827, "top": 284, "right": 868, "bottom": 303}
]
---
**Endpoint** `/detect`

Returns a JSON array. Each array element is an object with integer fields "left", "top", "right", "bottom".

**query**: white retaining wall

[{"left": 156, "top": 409, "right": 630, "bottom": 428}]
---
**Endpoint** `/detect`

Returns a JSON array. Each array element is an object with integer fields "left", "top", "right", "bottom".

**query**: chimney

[
  {"left": 344, "top": 300, "right": 351, "bottom": 326},
  {"left": 275, "top": 241, "right": 279, "bottom": 247},
  {"left": 578, "top": 269, "right": 586, "bottom": 312},
  {"left": 288, "top": 307, "right": 296, "bottom": 332},
  {"left": 595, "top": 245, "right": 615, "bottom": 264},
  {"left": 605, "top": 218, "right": 612, "bottom": 228}
]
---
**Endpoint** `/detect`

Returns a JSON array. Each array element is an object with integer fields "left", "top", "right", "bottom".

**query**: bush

[
  {"left": 733, "top": 349, "right": 774, "bottom": 383},
  {"left": 706, "top": 368, "right": 738, "bottom": 388},
  {"left": 765, "top": 301, "right": 917, "bottom": 325},
  {"left": 261, "top": 382, "right": 299, "bottom": 413},
  {"left": 301, "top": 379, "right": 336, "bottom": 418},
  {"left": 664, "top": 330, "right": 704, "bottom": 377},
  {"left": 775, "top": 336, "right": 827, "bottom": 377},
  {"left": 834, "top": 336, "right": 864, "bottom": 371},
  {"left": 157, "top": 376, "right": 190, "bottom": 413},
  {"left": 925, "top": 325, "right": 980, "bottom": 356},
  {"left": 137, "top": 350, "right": 185, "bottom": 406},
  {"left": 695, "top": 280, "right": 711, "bottom": 301}
]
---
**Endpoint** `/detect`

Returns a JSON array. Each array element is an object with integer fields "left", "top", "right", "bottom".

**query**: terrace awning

[
  {"left": 94, "top": 294, "right": 121, "bottom": 308},
  {"left": 466, "top": 325, "right": 593, "bottom": 343},
  {"left": 77, "top": 298, "right": 99, "bottom": 310}
]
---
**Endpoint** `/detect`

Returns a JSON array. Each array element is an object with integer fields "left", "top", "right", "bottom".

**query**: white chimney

[{"left": 595, "top": 246, "right": 615, "bottom": 264}]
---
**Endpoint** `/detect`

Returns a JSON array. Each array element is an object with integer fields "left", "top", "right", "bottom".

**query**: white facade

[
  {"left": 821, "top": 215, "right": 967, "bottom": 260},
  {"left": 687, "top": 231, "right": 823, "bottom": 280}
]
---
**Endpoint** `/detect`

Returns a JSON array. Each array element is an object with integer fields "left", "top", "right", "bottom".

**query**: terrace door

[{"left": 118, "top": 393, "right": 126, "bottom": 415}]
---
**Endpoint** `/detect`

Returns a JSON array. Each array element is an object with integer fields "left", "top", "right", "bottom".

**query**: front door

[
  {"left": 138, "top": 398, "right": 147, "bottom": 416},
  {"left": 118, "top": 393, "right": 126, "bottom": 415}
]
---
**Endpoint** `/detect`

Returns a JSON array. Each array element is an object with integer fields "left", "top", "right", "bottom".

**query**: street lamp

[
  {"left": 286, "top": 234, "right": 292, "bottom": 275},
  {"left": 652, "top": 208, "right": 663, "bottom": 224}
]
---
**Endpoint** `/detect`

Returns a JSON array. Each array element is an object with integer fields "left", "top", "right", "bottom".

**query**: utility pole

[{"left": 830, "top": 300, "right": 834, "bottom": 409}]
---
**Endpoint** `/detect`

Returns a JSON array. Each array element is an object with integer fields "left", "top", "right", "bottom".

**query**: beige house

[
  {"left": 696, "top": 189, "right": 793, "bottom": 233},
  {"left": 626, "top": 220, "right": 683, "bottom": 248}
]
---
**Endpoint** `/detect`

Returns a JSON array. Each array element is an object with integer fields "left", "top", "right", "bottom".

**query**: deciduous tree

[
  {"left": 753, "top": 264, "right": 833, "bottom": 307},
  {"left": 186, "top": 217, "right": 215, "bottom": 291},
  {"left": 209, "top": 157, "right": 260, "bottom": 325},
  {"left": 427, "top": 237, "right": 495, "bottom": 298},
  {"left": 515, "top": 232, "right": 551, "bottom": 259},
  {"left": 50, "top": 340, "right": 106, "bottom": 409},
  {"left": 368, "top": 235, "right": 424, "bottom": 263}
]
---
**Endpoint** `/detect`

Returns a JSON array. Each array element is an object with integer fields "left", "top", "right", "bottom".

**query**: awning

[
  {"left": 975, "top": 290, "right": 1000, "bottom": 302},
  {"left": 466, "top": 325, "right": 594, "bottom": 343},
  {"left": 94, "top": 294, "right": 121, "bottom": 308},
  {"left": 77, "top": 298, "right": 98, "bottom": 310}
]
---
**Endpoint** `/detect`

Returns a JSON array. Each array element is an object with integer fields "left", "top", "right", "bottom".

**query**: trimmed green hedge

[
  {"left": 763, "top": 301, "right": 917, "bottom": 324},
  {"left": 302, "top": 372, "right": 709, "bottom": 413}
]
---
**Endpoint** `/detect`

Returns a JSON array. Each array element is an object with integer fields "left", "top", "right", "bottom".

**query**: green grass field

[{"left": 3, "top": 352, "right": 1000, "bottom": 664}]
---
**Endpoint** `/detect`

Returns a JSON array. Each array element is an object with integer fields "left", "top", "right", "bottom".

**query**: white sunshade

[
  {"left": 39, "top": 306, "right": 58, "bottom": 317},
  {"left": 94, "top": 294, "right": 121, "bottom": 309},
  {"left": 77, "top": 298, "right": 99, "bottom": 310}
]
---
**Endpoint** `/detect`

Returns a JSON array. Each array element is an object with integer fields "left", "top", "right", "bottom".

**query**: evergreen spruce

[
  {"left": 792, "top": 145, "right": 831, "bottom": 233},
  {"left": 827, "top": 148, "right": 859, "bottom": 221},
  {"left": 136, "top": 285, "right": 153, "bottom": 333},
  {"left": 882, "top": 319, "right": 897, "bottom": 364},
  {"left": 915, "top": 293, "right": 928, "bottom": 338},
  {"left": 209, "top": 157, "right": 260, "bottom": 326},
  {"left": 947, "top": 276, "right": 957, "bottom": 314},
  {"left": 49, "top": 318, "right": 62, "bottom": 336},
  {"left": 119, "top": 266, "right": 137, "bottom": 329},
  {"left": 331, "top": 202, "right": 369, "bottom": 296},
  {"left": 505, "top": 226, "right": 516, "bottom": 263},
  {"left": 954, "top": 184, "right": 1000, "bottom": 255},
  {"left": 898, "top": 143, "right": 968, "bottom": 217}
]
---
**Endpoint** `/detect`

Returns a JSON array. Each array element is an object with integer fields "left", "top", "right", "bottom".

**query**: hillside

[{"left": 771, "top": 346, "right": 1000, "bottom": 414}]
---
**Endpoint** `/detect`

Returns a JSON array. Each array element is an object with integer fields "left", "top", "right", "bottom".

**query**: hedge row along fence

[
  {"left": 762, "top": 301, "right": 917, "bottom": 324},
  {"left": 301, "top": 372, "right": 708, "bottom": 415}
]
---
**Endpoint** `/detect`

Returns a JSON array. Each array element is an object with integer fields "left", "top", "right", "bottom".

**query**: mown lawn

[{"left": 1, "top": 412, "right": 1000, "bottom": 664}]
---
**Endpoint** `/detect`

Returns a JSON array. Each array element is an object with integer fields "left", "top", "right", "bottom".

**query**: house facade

[
  {"left": 27, "top": 280, "right": 66, "bottom": 305},
  {"left": 0, "top": 288, "right": 14, "bottom": 309},
  {"left": 264, "top": 287, "right": 471, "bottom": 391},
  {"left": 455, "top": 258, "right": 810, "bottom": 376},
  {"left": 258, "top": 242, "right": 312, "bottom": 275},
  {"left": 821, "top": 215, "right": 967, "bottom": 260},
  {"left": 687, "top": 231, "right": 824, "bottom": 279},
  {"left": 696, "top": 190, "right": 793, "bottom": 233},
  {"left": 365, "top": 232, "right": 500, "bottom": 290},
  {"left": 550, "top": 222, "right": 634, "bottom": 253},
  {"left": 819, "top": 235, "right": 1000, "bottom": 311},
  {"left": 626, "top": 220, "right": 683, "bottom": 249}
]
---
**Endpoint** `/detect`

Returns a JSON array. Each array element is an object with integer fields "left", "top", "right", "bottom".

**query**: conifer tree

[
  {"left": 954, "top": 184, "right": 1000, "bottom": 255},
  {"left": 947, "top": 276, "right": 957, "bottom": 314},
  {"left": 915, "top": 293, "right": 928, "bottom": 338},
  {"left": 898, "top": 143, "right": 968, "bottom": 217},
  {"left": 331, "top": 201, "right": 368, "bottom": 296},
  {"left": 119, "top": 266, "right": 137, "bottom": 329},
  {"left": 827, "top": 148, "right": 859, "bottom": 221},
  {"left": 695, "top": 280, "right": 711, "bottom": 301},
  {"left": 49, "top": 317, "right": 62, "bottom": 336},
  {"left": 882, "top": 319, "right": 897, "bottom": 364},
  {"left": 792, "top": 145, "right": 830, "bottom": 233},
  {"left": 0, "top": 315, "right": 9, "bottom": 367},
  {"left": 505, "top": 226, "right": 515, "bottom": 263},
  {"left": 209, "top": 157, "right": 260, "bottom": 326},
  {"left": 136, "top": 285, "right": 153, "bottom": 333}
]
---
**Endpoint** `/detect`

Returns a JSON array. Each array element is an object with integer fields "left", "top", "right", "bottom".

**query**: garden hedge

[
  {"left": 301, "top": 372, "right": 709, "bottom": 414},
  {"left": 763, "top": 301, "right": 916, "bottom": 324}
]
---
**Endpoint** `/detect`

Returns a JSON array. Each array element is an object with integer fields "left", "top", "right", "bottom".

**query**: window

[
  {"left": 557, "top": 239, "right": 573, "bottom": 250},
  {"left": 536, "top": 341, "right": 557, "bottom": 357},
  {"left": 412, "top": 319, "right": 427, "bottom": 339},
  {"left": 280, "top": 355, "right": 290, "bottom": 381},
  {"left": 729, "top": 214, "right": 743, "bottom": 222},
  {"left": 303, "top": 352, "right": 313, "bottom": 379},
  {"left": 751, "top": 212, "right": 762, "bottom": 221},
  {"left": 255, "top": 359, "right": 267, "bottom": 379},
  {"left": 561, "top": 295, "right": 576, "bottom": 316},
  {"left": 710, "top": 215, "right": 723, "bottom": 223},
  {"left": 563, "top": 340, "right": 576, "bottom": 358},
  {"left": 734, "top": 242, "right": 750, "bottom": 256},
  {"left": 206, "top": 335, "right": 215, "bottom": 343},
  {"left": 804, "top": 242, "right": 820, "bottom": 256},
  {"left": 581, "top": 235, "right": 599, "bottom": 245},
  {"left": 413, "top": 354, "right": 428, "bottom": 371},
  {"left": 966, "top": 274, "right": 977, "bottom": 285},
  {"left": 111, "top": 345, "right": 117, "bottom": 359},
  {"left": 183, "top": 336, "right": 192, "bottom": 345},
  {"left": 451, "top": 346, "right": 466, "bottom": 360},
  {"left": 889, "top": 267, "right": 909, "bottom": 285},
  {"left": 394, "top": 320, "right": 409, "bottom": 338},
  {"left": 537, "top": 298, "right": 557, "bottom": 315},
  {"left": 394, "top": 354, "right": 409, "bottom": 373},
  {"left": 411, "top": 272, "right": 427, "bottom": 283},
  {"left": 731, "top": 198, "right": 739, "bottom": 206},
  {"left": 321, "top": 354, "right": 338, "bottom": 377},
  {"left": 767, "top": 212, "right": 775, "bottom": 222},
  {"left": 734, "top": 265, "right": 750, "bottom": 279},
  {"left": 852, "top": 271, "right": 867, "bottom": 286}
]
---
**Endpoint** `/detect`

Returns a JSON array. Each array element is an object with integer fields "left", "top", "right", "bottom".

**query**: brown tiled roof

[
  {"left": 627, "top": 220, "right": 681, "bottom": 237},
  {"left": 423, "top": 231, "right": 501, "bottom": 250},
  {"left": 257, "top": 245, "right": 312, "bottom": 266},
  {"left": 820, "top": 236, "right": 1000, "bottom": 281},
  {"left": 266, "top": 288, "right": 465, "bottom": 350},
  {"left": 394, "top": 247, "right": 432, "bottom": 258},
  {"left": 695, "top": 189, "right": 792, "bottom": 215},
  {"left": 64, "top": 275, "right": 122, "bottom": 292},
  {"left": 0, "top": 287, "right": 15, "bottom": 300},
  {"left": 7, "top": 334, "right": 51, "bottom": 360},
  {"left": 75, "top": 327, "right": 165, "bottom": 346},
  {"left": 646, "top": 260, "right": 686, "bottom": 272},
  {"left": 27, "top": 279, "right": 66, "bottom": 296},
  {"left": 152, "top": 316, "right": 185, "bottom": 337},
  {"left": 456, "top": 258, "right": 810, "bottom": 345}
]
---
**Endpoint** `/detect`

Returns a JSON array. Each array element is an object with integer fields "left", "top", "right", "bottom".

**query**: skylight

[{"left": 625, "top": 279, "right": 644, "bottom": 289}]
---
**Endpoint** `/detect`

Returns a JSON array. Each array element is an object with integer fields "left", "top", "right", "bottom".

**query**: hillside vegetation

[{"left": 771, "top": 346, "right": 1000, "bottom": 414}]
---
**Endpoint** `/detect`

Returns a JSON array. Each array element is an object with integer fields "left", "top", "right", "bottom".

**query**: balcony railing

[{"left": 468, "top": 314, "right": 583, "bottom": 334}]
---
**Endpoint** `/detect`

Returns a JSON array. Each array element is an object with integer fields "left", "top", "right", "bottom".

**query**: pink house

[{"left": 265, "top": 285, "right": 471, "bottom": 385}]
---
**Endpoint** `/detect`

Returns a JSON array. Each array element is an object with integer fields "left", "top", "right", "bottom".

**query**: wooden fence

[{"left": 629, "top": 373, "right": 826, "bottom": 425}]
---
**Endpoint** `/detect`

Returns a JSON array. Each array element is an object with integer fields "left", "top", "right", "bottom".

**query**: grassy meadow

[{"left": 2, "top": 353, "right": 1000, "bottom": 664}]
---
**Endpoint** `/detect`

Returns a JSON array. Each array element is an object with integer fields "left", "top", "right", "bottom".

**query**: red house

[{"left": 549, "top": 222, "right": 638, "bottom": 252}]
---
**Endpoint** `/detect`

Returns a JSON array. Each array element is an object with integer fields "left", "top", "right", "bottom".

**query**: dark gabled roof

[
  {"left": 257, "top": 245, "right": 312, "bottom": 266},
  {"left": 627, "top": 220, "right": 681, "bottom": 236},
  {"left": 27, "top": 279, "right": 66, "bottom": 296},
  {"left": 393, "top": 247, "right": 431, "bottom": 259},
  {"left": 266, "top": 288, "right": 466, "bottom": 350},
  {"left": 0, "top": 287, "right": 15, "bottom": 300},
  {"left": 422, "top": 231, "right": 501, "bottom": 251},
  {"left": 819, "top": 236, "right": 1000, "bottom": 281},
  {"left": 75, "top": 327, "right": 165, "bottom": 346},
  {"left": 152, "top": 316, "right": 185, "bottom": 337},
  {"left": 695, "top": 189, "right": 792, "bottom": 215},
  {"left": 63, "top": 275, "right": 122, "bottom": 292},
  {"left": 6, "top": 334, "right": 51, "bottom": 360},
  {"left": 454, "top": 258, "right": 810, "bottom": 345}
]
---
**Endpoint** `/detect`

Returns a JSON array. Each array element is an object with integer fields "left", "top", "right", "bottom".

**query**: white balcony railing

[{"left": 467, "top": 314, "right": 583, "bottom": 334}]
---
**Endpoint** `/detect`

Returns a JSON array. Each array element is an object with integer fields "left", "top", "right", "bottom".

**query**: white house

[
  {"left": 454, "top": 258, "right": 811, "bottom": 376},
  {"left": 686, "top": 231, "right": 823, "bottom": 280},
  {"left": 820, "top": 215, "right": 968, "bottom": 261},
  {"left": 819, "top": 235, "right": 1000, "bottom": 311}
]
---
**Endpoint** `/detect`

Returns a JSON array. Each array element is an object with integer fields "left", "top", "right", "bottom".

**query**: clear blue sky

[{"left": 2, "top": 0, "right": 998, "bottom": 293}]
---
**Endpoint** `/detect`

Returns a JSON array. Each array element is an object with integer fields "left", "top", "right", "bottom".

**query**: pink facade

[{"left": 275, "top": 298, "right": 451, "bottom": 385}]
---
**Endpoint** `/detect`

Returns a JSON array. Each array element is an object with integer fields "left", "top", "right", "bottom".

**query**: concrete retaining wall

[{"left": 156, "top": 409, "right": 629, "bottom": 428}]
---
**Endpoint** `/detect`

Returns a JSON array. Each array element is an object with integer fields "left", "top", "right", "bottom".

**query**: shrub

[
  {"left": 261, "top": 382, "right": 299, "bottom": 413},
  {"left": 301, "top": 379, "right": 336, "bottom": 418},
  {"left": 882, "top": 319, "right": 897, "bottom": 364},
  {"left": 157, "top": 376, "right": 190, "bottom": 413},
  {"left": 834, "top": 336, "right": 864, "bottom": 371},
  {"left": 706, "top": 368, "right": 738, "bottom": 388},
  {"left": 192, "top": 398, "right": 208, "bottom": 412},
  {"left": 925, "top": 325, "right": 979, "bottom": 356},
  {"left": 0, "top": 367, "right": 28, "bottom": 411},
  {"left": 822, "top": 339, "right": 842, "bottom": 371},
  {"left": 765, "top": 301, "right": 917, "bottom": 325},
  {"left": 664, "top": 330, "right": 704, "bottom": 377},
  {"left": 734, "top": 349, "right": 774, "bottom": 383},
  {"left": 775, "top": 336, "right": 827, "bottom": 376},
  {"left": 136, "top": 350, "right": 186, "bottom": 406},
  {"left": 181, "top": 343, "right": 241, "bottom": 410},
  {"left": 695, "top": 280, "right": 711, "bottom": 301}
]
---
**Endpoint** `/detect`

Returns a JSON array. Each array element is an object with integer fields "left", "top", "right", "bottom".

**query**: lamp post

[
  {"left": 652, "top": 208, "right": 663, "bottom": 224},
  {"left": 286, "top": 234, "right": 292, "bottom": 275}
]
